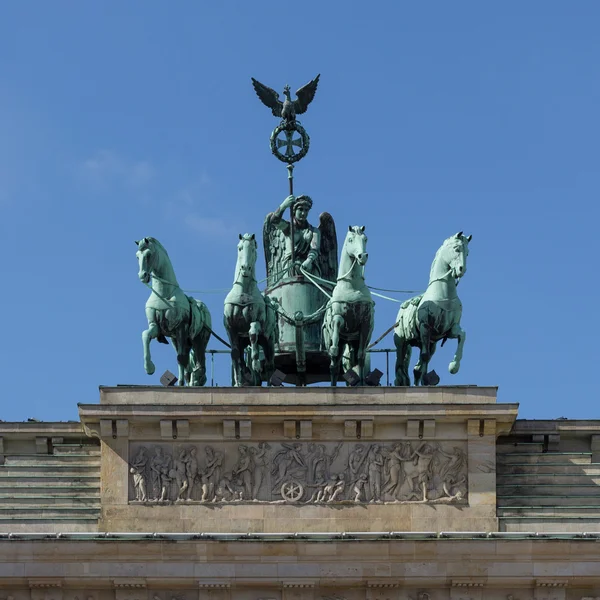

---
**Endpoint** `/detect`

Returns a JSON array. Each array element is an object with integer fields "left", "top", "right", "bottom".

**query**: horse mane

[
  {"left": 147, "top": 237, "right": 169, "bottom": 257},
  {"left": 429, "top": 235, "right": 456, "bottom": 281}
]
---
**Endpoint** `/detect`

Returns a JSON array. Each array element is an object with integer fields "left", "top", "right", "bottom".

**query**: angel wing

[
  {"left": 317, "top": 211, "right": 338, "bottom": 283},
  {"left": 251, "top": 78, "right": 283, "bottom": 117},
  {"left": 294, "top": 74, "right": 320, "bottom": 115},
  {"left": 263, "top": 213, "right": 286, "bottom": 288}
]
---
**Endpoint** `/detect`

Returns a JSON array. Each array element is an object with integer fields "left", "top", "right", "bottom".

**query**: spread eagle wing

[
  {"left": 251, "top": 78, "right": 283, "bottom": 117},
  {"left": 263, "top": 213, "right": 286, "bottom": 288},
  {"left": 294, "top": 74, "right": 320, "bottom": 115},
  {"left": 317, "top": 211, "right": 338, "bottom": 283}
]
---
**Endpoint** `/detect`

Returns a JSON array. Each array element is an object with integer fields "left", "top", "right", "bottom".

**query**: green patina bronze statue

[
  {"left": 263, "top": 194, "right": 337, "bottom": 285},
  {"left": 251, "top": 75, "right": 320, "bottom": 129},
  {"left": 394, "top": 232, "right": 472, "bottom": 386},
  {"left": 136, "top": 237, "right": 212, "bottom": 386},
  {"left": 223, "top": 234, "right": 278, "bottom": 387},
  {"left": 322, "top": 226, "right": 375, "bottom": 386}
]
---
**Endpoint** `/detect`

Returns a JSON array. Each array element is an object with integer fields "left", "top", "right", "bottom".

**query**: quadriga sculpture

[
  {"left": 322, "top": 226, "right": 374, "bottom": 386},
  {"left": 136, "top": 237, "right": 212, "bottom": 385},
  {"left": 394, "top": 232, "right": 472, "bottom": 386},
  {"left": 223, "top": 233, "right": 278, "bottom": 386}
]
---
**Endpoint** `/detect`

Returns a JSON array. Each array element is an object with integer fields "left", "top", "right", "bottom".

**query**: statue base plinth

[{"left": 79, "top": 385, "right": 517, "bottom": 533}]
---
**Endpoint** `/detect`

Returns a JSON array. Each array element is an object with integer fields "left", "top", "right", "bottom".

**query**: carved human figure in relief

[
  {"left": 347, "top": 444, "right": 367, "bottom": 482},
  {"left": 184, "top": 447, "right": 199, "bottom": 501},
  {"left": 171, "top": 449, "right": 189, "bottom": 502},
  {"left": 366, "top": 444, "right": 385, "bottom": 503},
  {"left": 202, "top": 446, "right": 223, "bottom": 502},
  {"left": 382, "top": 442, "right": 416, "bottom": 500},
  {"left": 437, "top": 446, "right": 467, "bottom": 499},
  {"left": 305, "top": 476, "right": 327, "bottom": 503},
  {"left": 149, "top": 446, "right": 171, "bottom": 501},
  {"left": 250, "top": 442, "right": 271, "bottom": 500},
  {"left": 411, "top": 442, "right": 436, "bottom": 501},
  {"left": 130, "top": 446, "right": 148, "bottom": 502},
  {"left": 328, "top": 473, "right": 346, "bottom": 502},
  {"left": 312, "top": 443, "right": 342, "bottom": 484},
  {"left": 232, "top": 445, "right": 254, "bottom": 500},
  {"left": 352, "top": 473, "right": 368, "bottom": 503},
  {"left": 272, "top": 442, "right": 307, "bottom": 488}
]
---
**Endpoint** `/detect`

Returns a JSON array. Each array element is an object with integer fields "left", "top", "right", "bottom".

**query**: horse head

[
  {"left": 236, "top": 233, "right": 258, "bottom": 281},
  {"left": 345, "top": 225, "right": 369, "bottom": 267},
  {"left": 441, "top": 231, "right": 472, "bottom": 280},
  {"left": 135, "top": 237, "right": 155, "bottom": 284}
]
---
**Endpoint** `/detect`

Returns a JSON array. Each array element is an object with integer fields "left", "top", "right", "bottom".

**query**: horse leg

[
  {"left": 329, "top": 314, "right": 344, "bottom": 386},
  {"left": 261, "top": 335, "right": 275, "bottom": 386},
  {"left": 229, "top": 334, "right": 243, "bottom": 387},
  {"left": 448, "top": 323, "right": 466, "bottom": 375},
  {"left": 357, "top": 312, "right": 374, "bottom": 385},
  {"left": 249, "top": 321, "right": 262, "bottom": 384},
  {"left": 191, "top": 327, "right": 210, "bottom": 386},
  {"left": 171, "top": 334, "right": 190, "bottom": 386},
  {"left": 394, "top": 333, "right": 412, "bottom": 386},
  {"left": 414, "top": 321, "right": 432, "bottom": 386},
  {"left": 142, "top": 308, "right": 159, "bottom": 375}
]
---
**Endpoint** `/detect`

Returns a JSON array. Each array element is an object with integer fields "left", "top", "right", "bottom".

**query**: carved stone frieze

[{"left": 128, "top": 440, "right": 468, "bottom": 505}]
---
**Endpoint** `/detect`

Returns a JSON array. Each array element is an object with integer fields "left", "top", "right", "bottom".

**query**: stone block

[
  {"left": 35, "top": 437, "right": 49, "bottom": 454},
  {"left": 299, "top": 420, "right": 312, "bottom": 439},
  {"left": 160, "top": 420, "right": 172, "bottom": 439},
  {"left": 223, "top": 420, "right": 236, "bottom": 439},
  {"left": 592, "top": 435, "right": 600, "bottom": 463},
  {"left": 113, "top": 580, "right": 147, "bottom": 600},
  {"left": 239, "top": 420, "right": 251, "bottom": 439},
  {"left": 407, "top": 420, "right": 419, "bottom": 438},
  {"left": 548, "top": 433, "right": 560, "bottom": 452},
  {"left": 176, "top": 419, "right": 190, "bottom": 438},
  {"left": 361, "top": 420, "right": 373, "bottom": 438},
  {"left": 284, "top": 421, "right": 296, "bottom": 439},
  {"left": 451, "top": 581, "right": 484, "bottom": 600},
  {"left": 423, "top": 419, "right": 435, "bottom": 438},
  {"left": 116, "top": 419, "right": 129, "bottom": 437},
  {"left": 534, "top": 581, "right": 568, "bottom": 600},
  {"left": 467, "top": 419, "right": 482, "bottom": 437},
  {"left": 29, "top": 581, "right": 63, "bottom": 600},
  {"left": 100, "top": 419, "right": 113, "bottom": 438},
  {"left": 344, "top": 420, "right": 357, "bottom": 438}
]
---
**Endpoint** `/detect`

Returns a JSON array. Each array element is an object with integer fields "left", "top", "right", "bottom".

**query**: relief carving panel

[{"left": 128, "top": 440, "right": 467, "bottom": 505}]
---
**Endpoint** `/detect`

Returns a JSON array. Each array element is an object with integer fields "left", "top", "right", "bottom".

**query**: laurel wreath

[{"left": 270, "top": 123, "right": 310, "bottom": 164}]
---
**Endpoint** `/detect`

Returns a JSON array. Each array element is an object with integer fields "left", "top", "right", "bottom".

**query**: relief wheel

[{"left": 280, "top": 480, "right": 304, "bottom": 502}]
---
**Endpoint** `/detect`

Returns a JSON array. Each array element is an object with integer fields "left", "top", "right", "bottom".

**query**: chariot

[{"left": 262, "top": 209, "right": 338, "bottom": 385}]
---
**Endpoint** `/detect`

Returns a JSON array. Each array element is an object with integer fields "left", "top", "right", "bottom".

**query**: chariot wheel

[{"left": 280, "top": 480, "right": 304, "bottom": 503}]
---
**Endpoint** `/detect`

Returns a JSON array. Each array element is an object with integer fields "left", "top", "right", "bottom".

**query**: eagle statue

[{"left": 251, "top": 74, "right": 320, "bottom": 127}]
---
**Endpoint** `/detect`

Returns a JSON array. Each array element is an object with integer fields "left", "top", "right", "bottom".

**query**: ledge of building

[{"left": 96, "top": 384, "right": 499, "bottom": 406}]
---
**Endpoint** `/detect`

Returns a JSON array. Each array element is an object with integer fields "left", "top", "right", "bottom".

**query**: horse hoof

[
  {"left": 145, "top": 361, "right": 156, "bottom": 375},
  {"left": 449, "top": 361, "right": 459, "bottom": 375}
]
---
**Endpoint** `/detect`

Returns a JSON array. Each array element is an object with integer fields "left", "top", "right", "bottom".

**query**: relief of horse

[
  {"left": 136, "top": 237, "right": 212, "bottom": 386},
  {"left": 394, "top": 232, "right": 471, "bottom": 386},
  {"left": 224, "top": 234, "right": 278, "bottom": 386},
  {"left": 322, "top": 226, "right": 374, "bottom": 386}
]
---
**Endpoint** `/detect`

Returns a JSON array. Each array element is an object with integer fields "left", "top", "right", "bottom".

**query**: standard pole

[{"left": 287, "top": 164, "right": 295, "bottom": 270}]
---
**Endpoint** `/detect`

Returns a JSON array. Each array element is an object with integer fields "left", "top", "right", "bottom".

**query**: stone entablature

[
  {"left": 0, "top": 538, "right": 599, "bottom": 599},
  {"left": 77, "top": 386, "right": 517, "bottom": 533}
]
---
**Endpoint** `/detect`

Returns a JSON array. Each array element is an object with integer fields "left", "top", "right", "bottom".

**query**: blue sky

[{"left": 1, "top": 2, "right": 598, "bottom": 421}]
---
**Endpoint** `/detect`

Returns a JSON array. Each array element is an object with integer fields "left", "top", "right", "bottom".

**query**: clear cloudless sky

[{"left": 0, "top": 2, "right": 598, "bottom": 421}]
